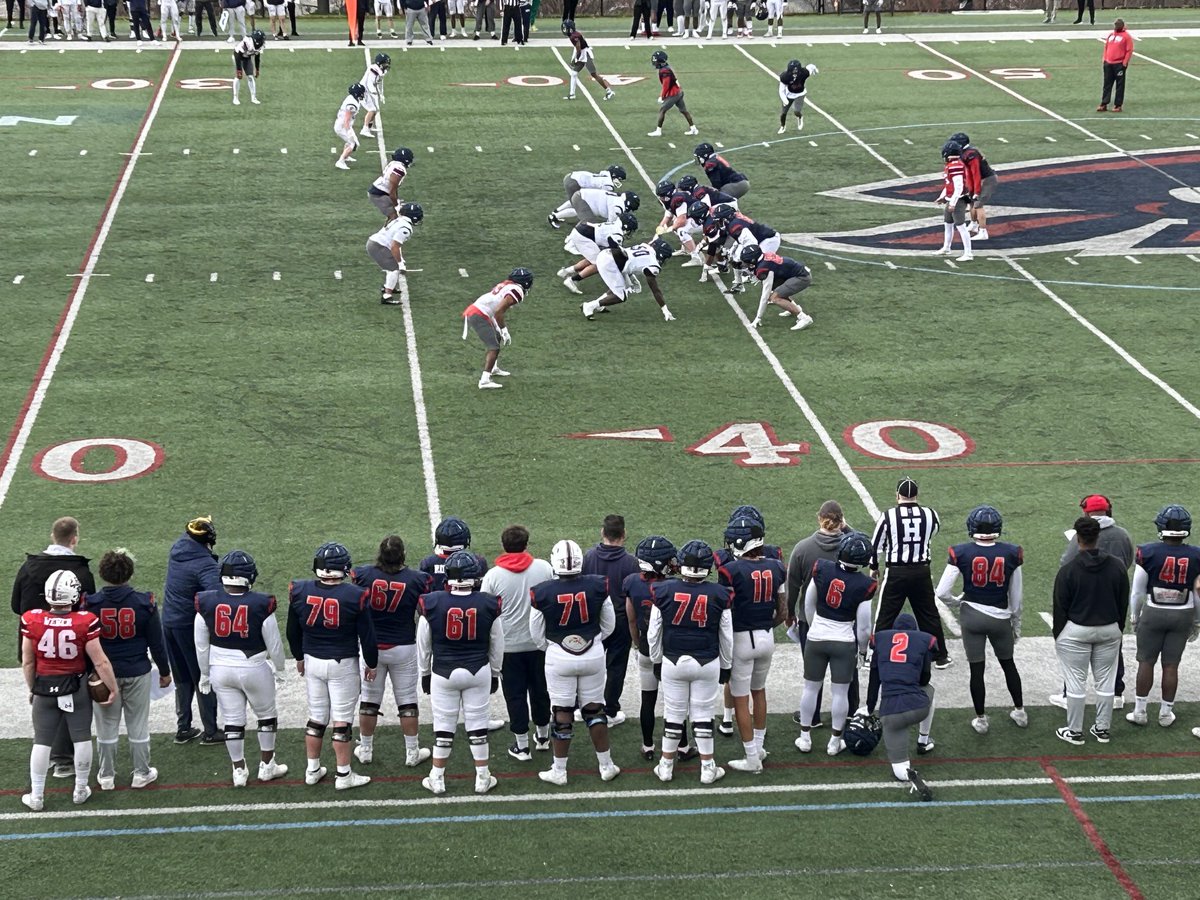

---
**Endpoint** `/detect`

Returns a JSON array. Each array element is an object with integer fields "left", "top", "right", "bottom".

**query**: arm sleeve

[
  {"left": 1008, "top": 567, "right": 1023, "bottom": 622},
  {"left": 946, "top": 173, "right": 965, "bottom": 206},
  {"left": 194, "top": 614, "right": 211, "bottom": 678},
  {"left": 358, "top": 606, "right": 379, "bottom": 670},
  {"left": 599, "top": 598, "right": 616, "bottom": 640},
  {"left": 146, "top": 605, "right": 170, "bottom": 675},
  {"left": 647, "top": 605, "right": 663, "bottom": 664},
  {"left": 866, "top": 652, "right": 880, "bottom": 711},
  {"left": 855, "top": 602, "right": 873, "bottom": 655},
  {"left": 263, "top": 616, "right": 286, "bottom": 673},
  {"left": 285, "top": 604, "right": 303, "bottom": 660},
  {"left": 488, "top": 618, "right": 505, "bottom": 676},
  {"left": 528, "top": 606, "right": 547, "bottom": 650},
  {"left": 803, "top": 580, "right": 818, "bottom": 626},
  {"left": 417, "top": 617, "right": 432, "bottom": 676},
  {"left": 718, "top": 607, "right": 734, "bottom": 670},
  {"left": 934, "top": 564, "right": 960, "bottom": 603}
]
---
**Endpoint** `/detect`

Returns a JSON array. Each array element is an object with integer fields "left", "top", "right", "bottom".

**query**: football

[{"left": 88, "top": 676, "right": 111, "bottom": 704}]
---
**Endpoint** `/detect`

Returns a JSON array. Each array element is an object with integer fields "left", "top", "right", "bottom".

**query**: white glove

[
  {"left": 499, "top": 327, "right": 512, "bottom": 345},
  {"left": 806, "top": 63, "right": 819, "bottom": 75},
  {"left": 273, "top": 668, "right": 285, "bottom": 687},
  {"left": 1011, "top": 618, "right": 1022, "bottom": 642},
  {"left": 657, "top": 97, "right": 664, "bottom": 105},
  {"left": 749, "top": 318, "right": 762, "bottom": 328},
  {"left": 661, "top": 306, "right": 675, "bottom": 322},
  {"left": 198, "top": 676, "right": 211, "bottom": 695}
]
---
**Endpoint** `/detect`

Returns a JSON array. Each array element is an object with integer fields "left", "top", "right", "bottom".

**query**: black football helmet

[
  {"left": 725, "top": 517, "right": 765, "bottom": 556},
  {"left": 844, "top": 713, "right": 883, "bottom": 756},
  {"left": 220, "top": 549, "right": 259, "bottom": 586},
  {"left": 444, "top": 550, "right": 484, "bottom": 588},
  {"left": 606, "top": 164, "right": 627, "bottom": 187},
  {"left": 837, "top": 531, "right": 873, "bottom": 568},
  {"left": 509, "top": 267, "right": 534, "bottom": 291},
  {"left": 398, "top": 202, "right": 423, "bottom": 224},
  {"left": 434, "top": 516, "right": 472, "bottom": 551},
  {"left": 636, "top": 535, "right": 677, "bottom": 576},
  {"left": 561, "top": 18, "right": 575, "bottom": 35},
  {"left": 687, "top": 200, "right": 708, "bottom": 223},
  {"left": 966, "top": 505, "right": 1003, "bottom": 539},
  {"left": 942, "top": 140, "right": 963, "bottom": 160},
  {"left": 694, "top": 142, "right": 716, "bottom": 163},
  {"left": 651, "top": 50, "right": 669, "bottom": 69},
  {"left": 677, "top": 540, "right": 715, "bottom": 578},
  {"left": 313, "top": 542, "right": 353, "bottom": 578},
  {"left": 392, "top": 147, "right": 414, "bottom": 165},
  {"left": 374, "top": 52, "right": 391, "bottom": 71},
  {"left": 729, "top": 504, "right": 764, "bottom": 528},
  {"left": 617, "top": 211, "right": 639, "bottom": 235},
  {"left": 1155, "top": 504, "right": 1192, "bottom": 538},
  {"left": 655, "top": 178, "right": 676, "bottom": 199},
  {"left": 740, "top": 245, "right": 763, "bottom": 266},
  {"left": 677, "top": 174, "right": 699, "bottom": 193},
  {"left": 650, "top": 237, "right": 674, "bottom": 262},
  {"left": 755, "top": 4, "right": 768, "bottom": 18},
  {"left": 949, "top": 131, "right": 970, "bottom": 147},
  {"left": 251, "top": 28, "right": 265, "bottom": 48},
  {"left": 348, "top": 82, "right": 367, "bottom": 101},
  {"left": 622, "top": 191, "right": 640, "bottom": 212}
]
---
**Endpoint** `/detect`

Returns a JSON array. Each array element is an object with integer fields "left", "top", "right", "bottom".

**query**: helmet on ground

[{"left": 844, "top": 713, "right": 882, "bottom": 756}]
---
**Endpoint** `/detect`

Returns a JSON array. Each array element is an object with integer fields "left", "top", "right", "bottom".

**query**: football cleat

[
  {"left": 1048, "top": 693, "right": 1068, "bottom": 710},
  {"left": 907, "top": 767, "right": 933, "bottom": 802},
  {"left": 98, "top": 775, "right": 115, "bottom": 791},
  {"left": 548, "top": 214, "right": 562, "bottom": 229},
  {"left": 971, "top": 715, "right": 990, "bottom": 735},
  {"left": 728, "top": 756, "right": 762, "bottom": 773},
  {"left": 1055, "top": 727, "right": 1084, "bottom": 746},
  {"left": 641, "top": 746, "right": 655, "bottom": 761},
  {"left": 508, "top": 743, "right": 533, "bottom": 762},
  {"left": 1089, "top": 725, "right": 1111, "bottom": 744},
  {"left": 653, "top": 760, "right": 674, "bottom": 782},
  {"left": 916, "top": 739, "right": 935, "bottom": 755},
  {"left": 534, "top": 735, "right": 551, "bottom": 752},
  {"left": 647, "top": 127, "right": 663, "bottom": 137},
  {"left": 790, "top": 313, "right": 814, "bottom": 331},
  {"left": 1010, "top": 708, "right": 1029, "bottom": 728},
  {"left": 335, "top": 771, "right": 371, "bottom": 790},
  {"left": 599, "top": 763, "right": 621, "bottom": 782},
  {"left": 826, "top": 736, "right": 846, "bottom": 756},
  {"left": 353, "top": 744, "right": 373, "bottom": 764},
  {"left": 1161, "top": 709, "right": 1177, "bottom": 727},
  {"left": 539, "top": 767, "right": 569, "bottom": 786},
  {"left": 304, "top": 766, "right": 328, "bottom": 785},
  {"left": 406, "top": 747, "right": 433, "bottom": 766},
  {"left": 1126, "top": 710, "right": 1148, "bottom": 726},
  {"left": 608, "top": 711, "right": 626, "bottom": 727},
  {"left": 232, "top": 766, "right": 250, "bottom": 788},
  {"left": 422, "top": 774, "right": 446, "bottom": 795},
  {"left": 685, "top": 125, "right": 699, "bottom": 136},
  {"left": 73, "top": 786, "right": 92, "bottom": 805},
  {"left": 956, "top": 252, "right": 974, "bottom": 262},
  {"left": 21, "top": 794, "right": 44, "bottom": 812},
  {"left": 259, "top": 759, "right": 288, "bottom": 781},
  {"left": 475, "top": 772, "right": 498, "bottom": 794},
  {"left": 131, "top": 767, "right": 158, "bottom": 789},
  {"left": 561, "top": 274, "right": 580, "bottom": 292},
  {"left": 794, "top": 732, "right": 812, "bottom": 753},
  {"left": 700, "top": 762, "right": 725, "bottom": 784}
]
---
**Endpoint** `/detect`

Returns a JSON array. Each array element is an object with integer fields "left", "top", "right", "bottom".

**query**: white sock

[
  {"left": 942, "top": 223, "right": 953, "bottom": 248},
  {"left": 1134, "top": 695, "right": 1148, "bottom": 714},
  {"left": 752, "top": 727, "right": 765, "bottom": 753},
  {"left": 247, "top": 75, "right": 256, "bottom": 100},
  {"left": 403, "top": 733, "right": 418, "bottom": 752},
  {"left": 475, "top": 765, "right": 490, "bottom": 778},
  {"left": 722, "top": 707, "right": 734, "bottom": 724},
  {"left": 742, "top": 740, "right": 758, "bottom": 760},
  {"left": 535, "top": 724, "right": 550, "bottom": 741},
  {"left": 307, "top": 757, "right": 321, "bottom": 772},
  {"left": 30, "top": 744, "right": 50, "bottom": 799},
  {"left": 226, "top": 736, "right": 245, "bottom": 763},
  {"left": 552, "top": 755, "right": 568, "bottom": 773},
  {"left": 360, "top": 733, "right": 375, "bottom": 750},
  {"left": 233, "top": 79, "right": 240, "bottom": 100},
  {"left": 515, "top": 732, "right": 529, "bottom": 750},
  {"left": 956, "top": 224, "right": 972, "bottom": 253},
  {"left": 258, "top": 727, "right": 276, "bottom": 753},
  {"left": 385, "top": 270, "right": 400, "bottom": 290},
  {"left": 568, "top": 72, "right": 578, "bottom": 95},
  {"left": 73, "top": 740, "right": 93, "bottom": 790},
  {"left": 596, "top": 749, "right": 612, "bottom": 768}
]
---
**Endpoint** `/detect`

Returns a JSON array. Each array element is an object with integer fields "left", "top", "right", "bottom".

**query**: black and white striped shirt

[{"left": 871, "top": 503, "right": 939, "bottom": 567}]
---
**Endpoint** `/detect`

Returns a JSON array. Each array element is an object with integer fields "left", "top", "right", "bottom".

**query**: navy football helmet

[
  {"left": 677, "top": 540, "right": 715, "bottom": 579},
  {"left": 220, "top": 549, "right": 259, "bottom": 587},
  {"left": 687, "top": 200, "right": 709, "bottom": 223},
  {"left": 966, "top": 505, "right": 1003, "bottom": 539},
  {"left": 622, "top": 191, "right": 641, "bottom": 212},
  {"left": 313, "top": 542, "right": 352, "bottom": 579},
  {"left": 251, "top": 28, "right": 265, "bottom": 48},
  {"left": 755, "top": 4, "right": 768, "bottom": 18},
  {"left": 561, "top": 18, "right": 575, "bottom": 34},
  {"left": 617, "top": 211, "right": 639, "bottom": 235},
  {"left": 949, "top": 131, "right": 970, "bottom": 147},
  {"left": 636, "top": 535, "right": 677, "bottom": 575},
  {"left": 694, "top": 142, "right": 716, "bottom": 163},
  {"left": 837, "top": 531, "right": 873, "bottom": 568},
  {"left": 711, "top": 203, "right": 737, "bottom": 222},
  {"left": 730, "top": 504, "right": 764, "bottom": 528},
  {"left": 392, "top": 147, "right": 414, "bottom": 165},
  {"left": 655, "top": 178, "right": 676, "bottom": 199},
  {"left": 650, "top": 237, "right": 674, "bottom": 262},
  {"left": 740, "top": 245, "right": 763, "bottom": 266},
  {"left": 651, "top": 50, "right": 669, "bottom": 69},
  {"left": 374, "top": 52, "right": 391, "bottom": 71},
  {"left": 725, "top": 517, "right": 765, "bottom": 556},
  {"left": 1155, "top": 504, "right": 1192, "bottom": 538},
  {"left": 348, "top": 82, "right": 366, "bottom": 101},
  {"left": 398, "top": 202, "right": 423, "bottom": 224},
  {"left": 434, "top": 516, "right": 472, "bottom": 552},
  {"left": 677, "top": 174, "right": 699, "bottom": 193},
  {"left": 509, "top": 267, "right": 534, "bottom": 291},
  {"left": 942, "top": 140, "right": 963, "bottom": 160},
  {"left": 444, "top": 550, "right": 484, "bottom": 588},
  {"left": 606, "top": 164, "right": 627, "bottom": 187},
  {"left": 844, "top": 713, "right": 882, "bottom": 756}
]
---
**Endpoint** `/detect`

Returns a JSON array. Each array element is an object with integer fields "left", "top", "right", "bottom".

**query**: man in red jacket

[{"left": 1098, "top": 19, "right": 1133, "bottom": 112}]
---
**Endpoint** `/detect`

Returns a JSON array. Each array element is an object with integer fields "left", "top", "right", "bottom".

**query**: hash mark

[
  {"left": 145, "top": 273, "right": 155, "bottom": 283},
  {"left": 233, "top": 148, "right": 240, "bottom": 154},
  {"left": 885, "top": 261, "right": 897, "bottom": 270},
  {"left": 715, "top": 142, "right": 724, "bottom": 148},
  {"left": 945, "top": 260, "right": 957, "bottom": 269},
  {"left": 1139, "top": 134, "right": 1152, "bottom": 141},
  {"left": 902, "top": 138, "right": 913, "bottom": 145},
  {"left": 183, "top": 148, "right": 190, "bottom": 155},
  {"left": 572, "top": 144, "right": 580, "bottom": 151},
  {"left": 1124, "top": 256, "right": 1141, "bottom": 265},
  {"left": 1065, "top": 257, "right": 1079, "bottom": 266},
  {"left": 79, "top": 149, "right": 87, "bottom": 156},
  {"left": 28, "top": 149, "right": 36, "bottom": 156},
  {"left": 1045, "top": 136, "right": 1057, "bottom": 142},
  {"left": 996, "top": 137, "right": 1008, "bottom": 143},
  {"left": 210, "top": 273, "right": 218, "bottom": 282},
  {"left": 427, "top": 146, "right": 434, "bottom": 152},
  {"left": 667, "top": 142, "right": 676, "bottom": 149},
  {"left": 1186, "top": 133, "right": 1200, "bottom": 141},
  {"left": 334, "top": 270, "right": 343, "bottom": 280},
  {"left": 823, "top": 261, "right": 836, "bottom": 271},
  {"left": 524, "top": 145, "right": 532, "bottom": 152},
  {"left": 280, "top": 148, "right": 287, "bottom": 154},
  {"left": 475, "top": 145, "right": 483, "bottom": 152},
  {"left": 458, "top": 268, "right": 469, "bottom": 277},
  {"left": 1039, "top": 611, "right": 1054, "bottom": 628},
  {"left": 272, "top": 271, "right": 281, "bottom": 280},
  {"left": 12, "top": 275, "right": 23, "bottom": 284},
  {"left": 808, "top": 140, "right": 817, "bottom": 147}
]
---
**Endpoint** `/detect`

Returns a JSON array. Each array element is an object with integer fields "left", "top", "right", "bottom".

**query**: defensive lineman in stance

[
  {"left": 195, "top": 550, "right": 289, "bottom": 787},
  {"left": 547, "top": 165, "right": 627, "bottom": 229},
  {"left": 417, "top": 551, "right": 504, "bottom": 795},
  {"left": 581, "top": 239, "right": 676, "bottom": 322},
  {"left": 530, "top": 539, "right": 620, "bottom": 785}
]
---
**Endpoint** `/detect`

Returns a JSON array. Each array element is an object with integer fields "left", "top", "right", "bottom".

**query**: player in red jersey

[
  {"left": 934, "top": 140, "right": 973, "bottom": 262},
  {"left": 20, "top": 571, "right": 118, "bottom": 811},
  {"left": 647, "top": 51, "right": 698, "bottom": 138}
]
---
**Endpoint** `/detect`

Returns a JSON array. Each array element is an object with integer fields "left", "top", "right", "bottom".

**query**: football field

[{"left": 2, "top": 13, "right": 1200, "bottom": 897}]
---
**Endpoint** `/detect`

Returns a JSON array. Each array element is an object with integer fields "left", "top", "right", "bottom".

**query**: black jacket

[
  {"left": 11, "top": 551, "right": 97, "bottom": 661},
  {"left": 1052, "top": 548, "right": 1129, "bottom": 638}
]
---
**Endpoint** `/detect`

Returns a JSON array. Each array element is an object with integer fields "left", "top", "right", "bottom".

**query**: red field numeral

[
  {"left": 369, "top": 579, "right": 408, "bottom": 614},
  {"left": 305, "top": 596, "right": 341, "bottom": 630},
  {"left": 556, "top": 592, "right": 590, "bottom": 627},
  {"left": 446, "top": 607, "right": 478, "bottom": 641},
  {"left": 99, "top": 606, "right": 137, "bottom": 640},
  {"left": 1161, "top": 556, "right": 1191, "bottom": 585},
  {"left": 671, "top": 592, "right": 709, "bottom": 628},
  {"left": 826, "top": 579, "right": 845, "bottom": 609},
  {"left": 214, "top": 603, "right": 250, "bottom": 639},
  {"left": 970, "top": 556, "right": 1007, "bottom": 588},
  {"left": 750, "top": 569, "right": 775, "bottom": 603},
  {"left": 889, "top": 632, "right": 909, "bottom": 664}
]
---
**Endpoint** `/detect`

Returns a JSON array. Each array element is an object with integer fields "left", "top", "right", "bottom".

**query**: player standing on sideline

[
  {"left": 867, "top": 612, "right": 936, "bottom": 800},
  {"left": 462, "top": 267, "right": 534, "bottom": 389},
  {"left": 352, "top": 535, "right": 433, "bottom": 767},
  {"left": 530, "top": 540, "right": 620, "bottom": 785},
  {"left": 374, "top": 0, "right": 396, "bottom": 36},
  {"left": 934, "top": 140, "right": 973, "bottom": 261},
  {"left": 862, "top": 0, "right": 882, "bottom": 33},
  {"left": 417, "top": 552, "right": 504, "bottom": 795},
  {"left": 286, "top": 542, "right": 377, "bottom": 790},
  {"left": 949, "top": 132, "right": 996, "bottom": 241},
  {"left": 1128, "top": 506, "right": 1200, "bottom": 729},
  {"left": 557, "top": 212, "right": 638, "bottom": 294},
  {"left": 563, "top": 23, "right": 615, "bottom": 101},
  {"left": 648, "top": 51, "right": 699, "bottom": 138},
  {"left": 86, "top": 549, "right": 170, "bottom": 791},
  {"left": 224, "top": 0, "right": 250, "bottom": 41},
  {"left": 231, "top": 30, "right": 264, "bottom": 106},
  {"left": 160, "top": 0, "right": 181, "bottom": 40},
  {"left": 449, "top": 0, "right": 467, "bottom": 35},
  {"left": 763, "top": 0, "right": 783, "bottom": 35},
  {"left": 742, "top": 246, "right": 814, "bottom": 331},
  {"left": 366, "top": 202, "right": 423, "bottom": 304},
  {"left": 626, "top": 536, "right": 677, "bottom": 760},
  {"left": 694, "top": 144, "right": 749, "bottom": 199},
  {"left": 420, "top": 518, "right": 490, "bottom": 592},
  {"left": 934, "top": 506, "right": 1028, "bottom": 734},
  {"left": 797, "top": 533, "right": 875, "bottom": 757},
  {"left": 703, "top": 0, "right": 727, "bottom": 39},
  {"left": 581, "top": 515, "right": 642, "bottom": 727},
  {"left": 777, "top": 59, "right": 818, "bottom": 134},
  {"left": 648, "top": 541, "right": 733, "bottom": 785},
  {"left": 581, "top": 239, "right": 676, "bottom": 322},
  {"left": 360, "top": 53, "right": 390, "bottom": 137},
  {"left": 1097, "top": 19, "right": 1133, "bottom": 112},
  {"left": 195, "top": 550, "right": 289, "bottom": 787},
  {"left": 21, "top": 572, "right": 119, "bottom": 810},
  {"left": 267, "top": 0, "right": 286, "bottom": 37},
  {"left": 719, "top": 518, "right": 787, "bottom": 773},
  {"left": 547, "top": 164, "right": 626, "bottom": 229},
  {"left": 368, "top": 147, "right": 414, "bottom": 221},
  {"left": 334, "top": 83, "right": 366, "bottom": 168}
]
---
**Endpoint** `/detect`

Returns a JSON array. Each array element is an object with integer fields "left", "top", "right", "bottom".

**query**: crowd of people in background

[{"left": 13, "top": 0, "right": 300, "bottom": 44}]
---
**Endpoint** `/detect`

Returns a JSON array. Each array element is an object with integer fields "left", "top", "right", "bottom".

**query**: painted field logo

[
  {"left": 33, "top": 438, "right": 164, "bottom": 483},
  {"left": 783, "top": 147, "right": 1200, "bottom": 257}
]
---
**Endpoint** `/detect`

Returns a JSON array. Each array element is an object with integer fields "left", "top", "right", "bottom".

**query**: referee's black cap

[{"left": 896, "top": 477, "right": 919, "bottom": 499}]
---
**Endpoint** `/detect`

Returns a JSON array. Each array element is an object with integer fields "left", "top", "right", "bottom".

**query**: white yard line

[
  {"left": 1132, "top": 50, "right": 1200, "bottom": 84},
  {"left": 365, "top": 46, "right": 442, "bottom": 534},
  {"left": 0, "top": 43, "right": 182, "bottom": 513}
]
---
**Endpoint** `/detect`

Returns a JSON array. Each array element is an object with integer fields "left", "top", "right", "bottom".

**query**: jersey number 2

[{"left": 889, "top": 632, "right": 909, "bottom": 664}]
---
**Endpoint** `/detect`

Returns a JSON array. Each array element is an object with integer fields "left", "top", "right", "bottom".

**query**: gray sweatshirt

[{"left": 481, "top": 553, "right": 555, "bottom": 654}]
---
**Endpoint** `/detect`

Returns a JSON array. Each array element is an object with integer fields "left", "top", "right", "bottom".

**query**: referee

[{"left": 870, "top": 477, "right": 951, "bottom": 668}]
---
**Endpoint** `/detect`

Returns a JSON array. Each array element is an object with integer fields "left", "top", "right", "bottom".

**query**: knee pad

[
  {"left": 305, "top": 720, "right": 327, "bottom": 739},
  {"left": 224, "top": 724, "right": 246, "bottom": 741},
  {"left": 581, "top": 703, "right": 606, "bottom": 729},
  {"left": 468, "top": 728, "right": 488, "bottom": 746},
  {"left": 551, "top": 719, "right": 574, "bottom": 742},
  {"left": 434, "top": 731, "right": 454, "bottom": 749},
  {"left": 359, "top": 702, "right": 381, "bottom": 719},
  {"left": 693, "top": 720, "right": 713, "bottom": 740},
  {"left": 397, "top": 703, "right": 419, "bottom": 719},
  {"left": 663, "top": 721, "right": 684, "bottom": 741},
  {"left": 332, "top": 724, "right": 352, "bottom": 743},
  {"left": 256, "top": 718, "right": 277, "bottom": 733}
]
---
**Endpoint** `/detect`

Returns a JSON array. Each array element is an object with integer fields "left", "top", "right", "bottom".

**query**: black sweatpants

[
  {"left": 428, "top": 0, "right": 445, "bottom": 34},
  {"left": 195, "top": 0, "right": 217, "bottom": 33},
  {"left": 1101, "top": 62, "right": 1127, "bottom": 107},
  {"left": 630, "top": 0, "right": 651, "bottom": 37},
  {"left": 286, "top": 0, "right": 296, "bottom": 32},
  {"left": 7, "top": 0, "right": 26, "bottom": 26},
  {"left": 654, "top": 0, "right": 672, "bottom": 27},
  {"left": 874, "top": 562, "right": 949, "bottom": 662},
  {"left": 500, "top": 3, "right": 523, "bottom": 43},
  {"left": 501, "top": 650, "right": 550, "bottom": 735},
  {"left": 28, "top": 5, "right": 48, "bottom": 39},
  {"left": 603, "top": 626, "right": 632, "bottom": 717},
  {"left": 560, "top": 0, "right": 575, "bottom": 21}
]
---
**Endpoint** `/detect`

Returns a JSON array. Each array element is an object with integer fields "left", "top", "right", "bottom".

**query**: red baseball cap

[{"left": 1081, "top": 495, "right": 1111, "bottom": 515}]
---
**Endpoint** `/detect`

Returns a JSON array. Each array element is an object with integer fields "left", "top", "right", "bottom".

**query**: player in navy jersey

[
  {"left": 286, "top": 542, "right": 377, "bottom": 791},
  {"left": 867, "top": 612, "right": 936, "bottom": 800},
  {"left": 1128, "top": 505, "right": 1200, "bottom": 729},
  {"left": 419, "top": 516, "right": 490, "bottom": 592},
  {"left": 195, "top": 549, "right": 289, "bottom": 787},
  {"left": 352, "top": 534, "right": 433, "bottom": 767},
  {"left": 694, "top": 143, "right": 749, "bottom": 200},
  {"left": 625, "top": 536, "right": 682, "bottom": 760},
  {"left": 648, "top": 540, "right": 733, "bottom": 784},
  {"left": 718, "top": 518, "right": 787, "bottom": 773},
  {"left": 417, "top": 551, "right": 504, "bottom": 795},
  {"left": 798, "top": 533, "right": 876, "bottom": 757},
  {"left": 530, "top": 539, "right": 619, "bottom": 785},
  {"left": 743, "top": 247, "right": 814, "bottom": 331},
  {"left": 935, "top": 505, "right": 1027, "bottom": 735}
]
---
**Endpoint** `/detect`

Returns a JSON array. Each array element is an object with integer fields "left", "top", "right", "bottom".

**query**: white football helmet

[
  {"left": 550, "top": 539, "right": 584, "bottom": 577},
  {"left": 45, "top": 570, "right": 82, "bottom": 609}
]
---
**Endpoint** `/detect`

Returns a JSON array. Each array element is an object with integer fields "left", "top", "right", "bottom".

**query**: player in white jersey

[
  {"left": 763, "top": 0, "right": 783, "bottom": 36},
  {"left": 367, "top": 147, "right": 413, "bottom": 220},
  {"left": 565, "top": 189, "right": 641, "bottom": 228},
  {"left": 461, "top": 268, "right": 533, "bottom": 389},
  {"left": 580, "top": 238, "right": 676, "bottom": 322},
  {"left": 366, "top": 203, "right": 422, "bottom": 305},
  {"left": 557, "top": 212, "right": 638, "bottom": 294},
  {"left": 360, "top": 52, "right": 390, "bottom": 137},
  {"left": 547, "top": 165, "right": 626, "bottom": 228},
  {"left": 60, "top": 0, "right": 83, "bottom": 38},
  {"left": 448, "top": 0, "right": 467, "bottom": 36},
  {"left": 160, "top": 0, "right": 182, "bottom": 40},
  {"left": 231, "top": 31, "right": 265, "bottom": 106},
  {"left": 705, "top": 0, "right": 727, "bottom": 39},
  {"left": 373, "top": 0, "right": 396, "bottom": 36},
  {"left": 334, "top": 83, "right": 366, "bottom": 170}
]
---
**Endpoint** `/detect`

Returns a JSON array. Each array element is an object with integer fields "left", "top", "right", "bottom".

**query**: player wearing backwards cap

[
  {"left": 21, "top": 571, "right": 119, "bottom": 810},
  {"left": 163, "top": 516, "right": 222, "bottom": 745},
  {"left": 934, "top": 506, "right": 1028, "bottom": 735},
  {"left": 462, "top": 267, "right": 534, "bottom": 389},
  {"left": 647, "top": 51, "right": 699, "bottom": 138},
  {"left": 1127, "top": 505, "right": 1200, "bottom": 730},
  {"left": 867, "top": 612, "right": 936, "bottom": 801}
]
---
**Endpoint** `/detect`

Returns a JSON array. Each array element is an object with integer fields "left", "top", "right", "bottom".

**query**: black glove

[
  {"left": 719, "top": 668, "right": 731, "bottom": 685},
  {"left": 490, "top": 676, "right": 499, "bottom": 694},
  {"left": 653, "top": 663, "right": 662, "bottom": 681},
  {"left": 421, "top": 674, "right": 431, "bottom": 694}
]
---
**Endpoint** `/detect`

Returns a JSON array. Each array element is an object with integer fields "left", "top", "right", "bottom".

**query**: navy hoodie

[
  {"left": 162, "top": 534, "right": 220, "bottom": 629},
  {"left": 582, "top": 543, "right": 640, "bottom": 624}
]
